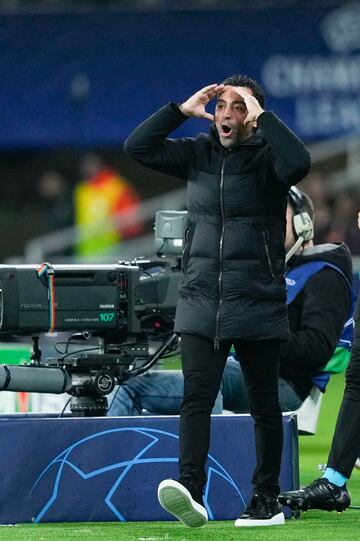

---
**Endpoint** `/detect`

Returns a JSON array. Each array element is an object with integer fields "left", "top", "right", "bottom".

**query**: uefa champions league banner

[
  {"left": 0, "top": 3, "right": 359, "bottom": 148},
  {"left": 0, "top": 413, "right": 298, "bottom": 523}
]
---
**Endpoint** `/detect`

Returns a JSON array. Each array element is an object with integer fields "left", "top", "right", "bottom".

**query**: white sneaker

[
  {"left": 234, "top": 512, "right": 285, "bottom": 527},
  {"left": 234, "top": 493, "right": 285, "bottom": 527},
  {"left": 157, "top": 479, "right": 208, "bottom": 528}
]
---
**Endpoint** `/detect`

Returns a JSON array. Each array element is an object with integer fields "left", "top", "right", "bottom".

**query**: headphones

[
  {"left": 288, "top": 186, "right": 314, "bottom": 241},
  {"left": 286, "top": 187, "right": 314, "bottom": 263}
]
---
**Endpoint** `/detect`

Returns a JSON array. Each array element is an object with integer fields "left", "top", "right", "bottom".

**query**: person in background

[
  {"left": 279, "top": 209, "right": 360, "bottom": 514},
  {"left": 74, "top": 153, "right": 142, "bottom": 256},
  {"left": 124, "top": 75, "right": 311, "bottom": 527}
]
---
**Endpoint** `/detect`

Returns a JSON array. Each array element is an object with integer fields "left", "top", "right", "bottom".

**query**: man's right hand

[{"left": 179, "top": 84, "right": 224, "bottom": 121}]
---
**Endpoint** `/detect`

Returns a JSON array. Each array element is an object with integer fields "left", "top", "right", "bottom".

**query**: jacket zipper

[
  {"left": 263, "top": 229, "right": 275, "bottom": 279},
  {"left": 214, "top": 151, "right": 227, "bottom": 350},
  {"left": 182, "top": 224, "right": 191, "bottom": 271}
]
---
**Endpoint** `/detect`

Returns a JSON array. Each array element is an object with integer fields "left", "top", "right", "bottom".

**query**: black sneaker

[
  {"left": 157, "top": 479, "right": 208, "bottom": 528},
  {"left": 279, "top": 478, "right": 351, "bottom": 512},
  {"left": 234, "top": 493, "right": 285, "bottom": 527}
]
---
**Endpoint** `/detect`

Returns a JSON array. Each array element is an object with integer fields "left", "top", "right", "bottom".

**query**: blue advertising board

[
  {"left": 0, "top": 412, "right": 298, "bottom": 523},
  {"left": 0, "top": 3, "right": 359, "bottom": 148}
]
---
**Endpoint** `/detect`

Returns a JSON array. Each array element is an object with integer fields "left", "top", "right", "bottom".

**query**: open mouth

[{"left": 221, "top": 124, "right": 232, "bottom": 136}]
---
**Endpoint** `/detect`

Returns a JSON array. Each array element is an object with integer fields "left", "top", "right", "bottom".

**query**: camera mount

[{"left": 0, "top": 211, "right": 186, "bottom": 416}]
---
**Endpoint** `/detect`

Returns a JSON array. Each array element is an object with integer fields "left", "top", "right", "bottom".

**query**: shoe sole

[
  {"left": 278, "top": 496, "right": 349, "bottom": 512},
  {"left": 234, "top": 511, "right": 285, "bottom": 527},
  {"left": 157, "top": 480, "right": 208, "bottom": 528}
]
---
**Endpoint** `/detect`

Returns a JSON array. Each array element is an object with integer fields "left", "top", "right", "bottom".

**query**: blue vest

[{"left": 286, "top": 261, "right": 357, "bottom": 391}]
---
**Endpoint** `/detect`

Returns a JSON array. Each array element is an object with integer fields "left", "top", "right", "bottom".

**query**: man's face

[
  {"left": 215, "top": 86, "right": 255, "bottom": 148},
  {"left": 285, "top": 204, "right": 297, "bottom": 252}
]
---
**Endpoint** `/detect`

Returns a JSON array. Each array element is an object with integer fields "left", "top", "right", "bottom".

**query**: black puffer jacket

[{"left": 125, "top": 103, "right": 311, "bottom": 343}]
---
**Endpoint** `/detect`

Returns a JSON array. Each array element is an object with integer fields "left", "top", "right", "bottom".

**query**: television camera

[{"left": 0, "top": 211, "right": 188, "bottom": 416}]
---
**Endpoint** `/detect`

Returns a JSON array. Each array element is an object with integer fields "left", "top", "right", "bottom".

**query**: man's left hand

[{"left": 234, "top": 88, "right": 264, "bottom": 127}]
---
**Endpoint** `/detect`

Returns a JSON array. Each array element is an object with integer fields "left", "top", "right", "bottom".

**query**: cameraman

[
  {"left": 109, "top": 189, "right": 354, "bottom": 417},
  {"left": 279, "top": 210, "right": 360, "bottom": 514}
]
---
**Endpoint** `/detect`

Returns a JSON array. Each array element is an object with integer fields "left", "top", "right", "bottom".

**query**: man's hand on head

[
  {"left": 234, "top": 87, "right": 264, "bottom": 127},
  {"left": 179, "top": 84, "right": 225, "bottom": 121}
]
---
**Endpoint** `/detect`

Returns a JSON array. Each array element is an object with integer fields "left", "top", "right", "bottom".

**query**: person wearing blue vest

[
  {"left": 279, "top": 212, "right": 360, "bottom": 514},
  {"left": 109, "top": 188, "right": 354, "bottom": 416}
]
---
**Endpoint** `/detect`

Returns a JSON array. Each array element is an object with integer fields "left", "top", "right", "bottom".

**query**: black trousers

[
  {"left": 179, "top": 333, "right": 283, "bottom": 498},
  {"left": 327, "top": 298, "right": 360, "bottom": 478}
]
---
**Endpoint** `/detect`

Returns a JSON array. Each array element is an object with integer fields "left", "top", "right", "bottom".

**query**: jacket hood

[{"left": 288, "top": 242, "right": 353, "bottom": 284}]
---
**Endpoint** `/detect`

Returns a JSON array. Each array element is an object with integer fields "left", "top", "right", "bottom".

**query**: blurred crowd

[
  {"left": 35, "top": 157, "right": 360, "bottom": 259},
  {"left": 298, "top": 172, "right": 360, "bottom": 255}
]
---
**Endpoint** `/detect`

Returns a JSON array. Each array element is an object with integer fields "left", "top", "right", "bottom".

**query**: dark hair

[
  {"left": 288, "top": 187, "right": 314, "bottom": 223},
  {"left": 221, "top": 75, "right": 265, "bottom": 107}
]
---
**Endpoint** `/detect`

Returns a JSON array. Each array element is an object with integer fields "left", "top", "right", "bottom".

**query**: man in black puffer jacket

[
  {"left": 108, "top": 189, "right": 354, "bottom": 417},
  {"left": 124, "top": 75, "right": 311, "bottom": 527}
]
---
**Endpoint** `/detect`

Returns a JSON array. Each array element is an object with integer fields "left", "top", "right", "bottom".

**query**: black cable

[
  {"left": 58, "top": 397, "right": 71, "bottom": 419},
  {"left": 139, "top": 268, "right": 155, "bottom": 279},
  {"left": 159, "top": 347, "right": 181, "bottom": 359},
  {"left": 58, "top": 345, "right": 105, "bottom": 361},
  {"left": 156, "top": 240, "right": 166, "bottom": 257},
  {"left": 127, "top": 333, "right": 178, "bottom": 378},
  {"left": 106, "top": 334, "right": 178, "bottom": 414}
]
